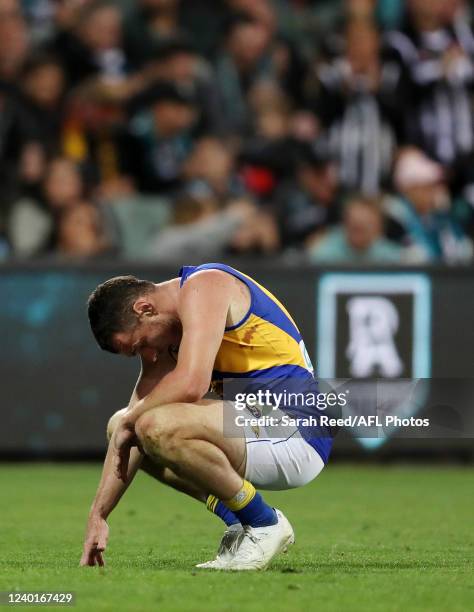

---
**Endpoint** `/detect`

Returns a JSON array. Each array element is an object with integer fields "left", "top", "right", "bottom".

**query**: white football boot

[
  {"left": 222, "top": 509, "right": 295, "bottom": 571},
  {"left": 196, "top": 523, "right": 244, "bottom": 569}
]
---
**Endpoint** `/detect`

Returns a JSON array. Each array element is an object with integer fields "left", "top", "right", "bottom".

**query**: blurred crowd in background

[{"left": 2, "top": 0, "right": 474, "bottom": 264}]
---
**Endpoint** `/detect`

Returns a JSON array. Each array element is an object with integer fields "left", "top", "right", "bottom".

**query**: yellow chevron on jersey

[
  {"left": 214, "top": 312, "right": 307, "bottom": 374},
  {"left": 178, "top": 263, "right": 315, "bottom": 380}
]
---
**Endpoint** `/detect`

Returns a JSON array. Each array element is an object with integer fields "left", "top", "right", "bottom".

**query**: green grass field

[{"left": 0, "top": 464, "right": 473, "bottom": 612}]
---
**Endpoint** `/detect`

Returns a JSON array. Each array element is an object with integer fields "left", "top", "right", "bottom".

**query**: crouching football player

[{"left": 80, "top": 263, "right": 332, "bottom": 570}]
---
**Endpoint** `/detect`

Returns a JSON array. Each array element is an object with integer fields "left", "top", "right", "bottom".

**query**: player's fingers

[
  {"left": 80, "top": 541, "right": 95, "bottom": 565},
  {"left": 80, "top": 548, "right": 95, "bottom": 567},
  {"left": 79, "top": 552, "right": 90, "bottom": 566},
  {"left": 97, "top": 535, "right": 107, "bottom": 551},
  {"left": 89, "top": 549, "right": 98, "bottom": 566},
  {"left": 96, "top": 551, "right": 105, "bottom": 567}
]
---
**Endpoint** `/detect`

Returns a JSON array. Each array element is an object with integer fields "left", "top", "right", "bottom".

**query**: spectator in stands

[
  {"left": 272, "top": 0, "right": 342, "bottom": 61},
  {"left": 239, "top": 85, "right": 305, "bottom": 201},
  {"left": 312, "top": 18, "right": 400, "bottom": 196},
  {"left": 55, "top": 201, "right": 109, "bottom": 259},
  {"left": 119, "top": 81, "right": 198, "bottom": 194},
  {"left": 51, "top": 0, "right": 127, "bottom": 87},
  {"left": 14, "top": 141, "right": 47, "bottom": 203},
  {"left": 247, "top": 78, "right": 291, "bottom": 134},
  {"left": 21, "top": 0, "right": 56, "bottom": 44},
  {"left": 384, "top": 0, "right": 474, "bottom": 168},
  {"left": 1, "top": 0, "right": 474, "bottom": 268},
  {"left": 318, "top": 0, "right": 378, "bottom": 61},
  {"left": 7, "top": 156, "right": 86, "bottom": 257},
  {"left": 0, "top": 53, "right": 65, "bottom": 208},
  {"left": 315, "top": 0, "right": 406, "bottom": 62},
  {"left": 227, "top": 0, "right": 276, "bottom": 32},
  {"left": 309, "top": 194, "right": 403, "bottom": 263},
  {"left": 0, "top": 114, "right": 47, "bottom": 210},
  {"left": 146, "top": 193, "right": 258, "bottom": 261},
  {"left": 143, "top": 37, "right": 200, "bottom": 87},
  {"left": 0, "top": 0, "right": 30, "bottom": 87},
  {"left": 123, "top": 0, "right": 182, "bottom": 69},
  {"left": 140, "top": 36, "right": 225, "bottom": 134},
  {"left": 228, "top": 206, "right": 280, "bottom": 255},
  {"left": 215, "top": 13, "right": 274, "bottom": 134},
  {"left": 179, "top": 0, "right": 230, "bottom": 59},
  {"left": 270, "top": 35, "right": 308, "bottom": 106},
  {"left": 275, "top": 141, "right": 341, "bottom": 249},
  {"left": 385, "top": 147, "right": 473, "bottom": 263},
  {"left": 182, "top": 137, "right": 244, "bottom": 200},
  {"left": 17, "top": 53, "right": 66, "bottom": 153},
  {"left": 255, "top": 103, "right": 290, "bottom": 142}
]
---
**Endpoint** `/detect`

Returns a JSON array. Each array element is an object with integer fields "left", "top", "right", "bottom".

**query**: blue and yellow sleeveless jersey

[{"left": 178, "top": 263, "right": 333, "bottom": 464}]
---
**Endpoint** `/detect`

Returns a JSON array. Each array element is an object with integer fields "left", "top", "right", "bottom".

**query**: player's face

[{"left": 113, "top": 313, "right": 181, "bottom": 361}]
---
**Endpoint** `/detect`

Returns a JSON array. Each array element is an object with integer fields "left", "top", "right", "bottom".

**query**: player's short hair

[{"left": 87, "top": 276, "right": 155, "bottom": 353}]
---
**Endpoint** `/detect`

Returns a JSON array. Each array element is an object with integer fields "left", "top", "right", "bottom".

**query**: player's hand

[
  {"left": 113, "top": 417, "right": 136, "bottom": 483},
  {"left": 80, "top": 515, "right": 109, "bottom": 567}
]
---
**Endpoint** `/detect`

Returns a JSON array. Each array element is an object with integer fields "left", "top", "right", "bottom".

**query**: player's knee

[
  {"left": 135, "top": 410, "right": 186, "bottom": 458},
  {"left": 135, "top": 411, "right": 162, "bottom": 451},
  {"left": 106, "top": 408, "right": 127, "bottom": 442}
]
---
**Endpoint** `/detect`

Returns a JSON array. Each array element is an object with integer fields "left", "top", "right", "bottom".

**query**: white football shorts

[{"left": 242, "top": 407, "right": 325, "bottom": 491}]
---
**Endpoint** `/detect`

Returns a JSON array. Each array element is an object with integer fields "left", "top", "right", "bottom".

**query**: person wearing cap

[
  {"left": 119, "top": 80, "right": 198, "bottom": 194},
  {"left": 385, "top": 147, "right": 473, "bottom": 264},
  {"left": 140, "top": 36, "right": 225, "bottom": 134}
]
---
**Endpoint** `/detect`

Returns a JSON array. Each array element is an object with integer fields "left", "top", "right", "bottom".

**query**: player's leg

[
  {"left": 107, "top": 407, "right": 242, "bottom": 565},
  {"left": 134, "top": 400, "right": 297, "bottom": 570},
  {"left": 107, "top": 409, "right": 205, "bottom": 502},
  {"left": 134, "top": 400, "right": 282, "bottom": 527},
  {"left": 107, "top": 408, "right": 239, "bottom": 523},
  {"left": 198, "top": 430, "right": 324, "bottom": 571},
  {"left": 217, "top": 413, "right": 325, "bottom": 570},
  {"left": 134, "top": 400, "right": 245, "bottom": 494},
  {"left": 196, "top": 405, "right": 326, "bottom": 570}
]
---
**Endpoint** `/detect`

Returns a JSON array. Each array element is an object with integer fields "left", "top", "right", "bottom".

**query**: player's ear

[{"left": 132, "top": 299, "right": 156, "bottom": 317}]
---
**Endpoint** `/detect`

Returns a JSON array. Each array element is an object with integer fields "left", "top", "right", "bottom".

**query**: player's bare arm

[
  {"left": 80, "top": 354, "right": 176, "bottom": 567},
  {"left": 112, "top": 270, "right": 247, "bottom": 481},
  {"left": 122, "top": 270, "right": 244, "bottom": 421}
]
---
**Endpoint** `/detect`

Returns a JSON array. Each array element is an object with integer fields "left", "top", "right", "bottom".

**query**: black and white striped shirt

[
  {"left": 384, "top": 18, "right": 474, "bottom": 165},
  {"left": 314, "top": 58, "right": 400, "bottom": 195}
]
